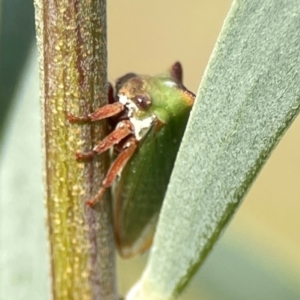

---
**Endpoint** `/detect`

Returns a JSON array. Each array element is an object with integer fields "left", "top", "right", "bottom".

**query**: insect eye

[{"left": 133, "top": 94, "right": 151, "bottom": 110}]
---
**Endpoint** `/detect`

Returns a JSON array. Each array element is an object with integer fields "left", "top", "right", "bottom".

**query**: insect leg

[
  {"left": 86, "top": 137, "right": 138, "bottom": 207},
  {"left": 76, "top": 120, "right": 133, "bottom": 160},
  {"left": 107, "top": 82, "right": 115, "bottom": 104},
  {"left": 89, "top": 102, "right": 124, "bottom": 121},
  {"left": 68, "top": 102, "right": 124, "bottom": 123}
]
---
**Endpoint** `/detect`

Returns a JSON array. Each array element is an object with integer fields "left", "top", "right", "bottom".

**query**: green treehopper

[{"left": 69, "top": 62, "right": 195, "bottom": 258}]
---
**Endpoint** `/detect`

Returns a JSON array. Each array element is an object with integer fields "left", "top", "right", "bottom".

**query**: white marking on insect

[
  {"left": 130, "top": 116, "right": 155, "bottom": 140},
  {"left": 118, "top": 94, "right": 128, "bottom": 105},
  {"left": 118, "top": 94, "right": 155, "bottom": 141},
  {"left": 163, "top": 80, "right": 177, "bottom": 88},
  {"left": 124, "top": 142, "right": 131, "bottom": 148}
]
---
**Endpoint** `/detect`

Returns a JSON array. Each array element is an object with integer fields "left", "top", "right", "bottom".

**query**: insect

[{"left": 69, "top": 62, "right": 195, "bottom": 258}]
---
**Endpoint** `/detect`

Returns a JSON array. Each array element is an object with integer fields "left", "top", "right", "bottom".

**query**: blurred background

[{"left": 0, "top": 0, "right": 299, "bottom": 299}]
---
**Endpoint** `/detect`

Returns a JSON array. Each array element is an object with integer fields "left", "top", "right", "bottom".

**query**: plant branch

[{"left": 34, "top": 0, "right": 118, "bottom": 299}]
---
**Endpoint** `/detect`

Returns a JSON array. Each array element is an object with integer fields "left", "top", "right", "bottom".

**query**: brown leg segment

[
  {"left": 93, "top": 120, "right": 133, "bottom": 153},
  {"left": 67, "top": 102, "right": 124, "bottom": 123},
  {"left": 76, "top": 120, "right": 133, "bottom": 160},
  {"left": 86, "top": 137, "right": 138, "bottom": 207},
  {"left": 67, "top": 113, "right": 91, "bottom": 123},
  {"left": 107, "top": 82, "right": 115, "bottom": 104},
  {"left": 89, "top": 102, "right": 124, "bottom": 121}
]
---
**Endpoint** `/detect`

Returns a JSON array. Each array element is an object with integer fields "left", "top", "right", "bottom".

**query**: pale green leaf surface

[
  {"left": 132, "top": 1, "right": 300, "bottom": 299},
  {"left": 0, "top": 46, "right": 50, "bottom": 299}
]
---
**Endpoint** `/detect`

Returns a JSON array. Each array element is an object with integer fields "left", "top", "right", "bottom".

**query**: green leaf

[
  {"left": 0, "top": 46, "right": 50, "bottom": 300},
  {"left": 131, "top": 1, "right": 300, "bottom": 299}
]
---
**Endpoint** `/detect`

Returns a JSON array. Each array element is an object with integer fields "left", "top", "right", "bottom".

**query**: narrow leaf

[{"left": 132, "top": 1, "right": 300, "bottom": 299}]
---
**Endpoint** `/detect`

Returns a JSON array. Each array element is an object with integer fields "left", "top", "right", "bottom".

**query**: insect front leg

[
  {"left": 76, "top": 120, "right": 134, "bottom": 160},
  {"left": 86, "top": 136, "right": 138, "bottom": 207},
  {"left": 68, "top": 102, "right": 124, "bottom": 123}
]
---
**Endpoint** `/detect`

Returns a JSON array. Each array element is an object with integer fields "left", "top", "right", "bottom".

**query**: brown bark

[{"left": 34, "top": 0, "right": 118, "bottom": 299}]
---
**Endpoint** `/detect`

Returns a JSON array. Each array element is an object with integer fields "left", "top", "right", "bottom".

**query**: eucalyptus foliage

[{"left": 132, "top": 1, "right": 300, "bottom": 299}]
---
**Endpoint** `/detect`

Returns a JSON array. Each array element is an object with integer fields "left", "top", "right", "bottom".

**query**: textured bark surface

[{"left": 34, "top": 0, "right": 118, "bottom": 299}]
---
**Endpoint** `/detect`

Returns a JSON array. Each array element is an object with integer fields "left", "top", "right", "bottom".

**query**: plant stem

[{"left": 34, "top": 0, "right": 118, "bottom": 299}]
